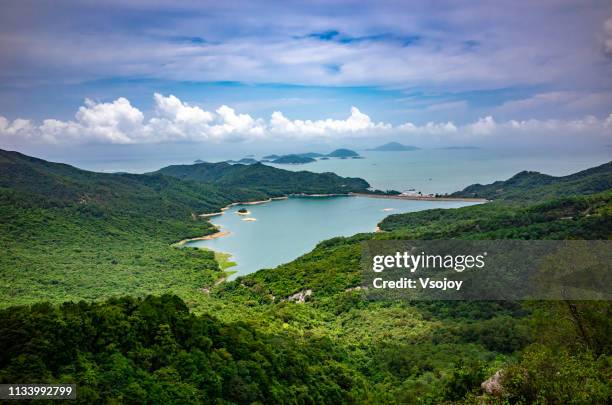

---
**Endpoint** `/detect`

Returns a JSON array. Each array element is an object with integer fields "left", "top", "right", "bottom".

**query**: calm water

[
  {"left": 68, "top": 148, "right": 611, "bottom": 195},
  {"left": 268, "top": 149, "right": 612, "bottom": 194},
  {"left": 186, "top": 196, "right": 479, "bottom": 278},
  {"left": 68, "top": 147, "right": 609, "bottom": 276}
]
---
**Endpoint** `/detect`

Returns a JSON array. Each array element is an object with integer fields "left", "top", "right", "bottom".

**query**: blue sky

[{"left": 0, "top": 0, "right": 611, "bottom": 154}]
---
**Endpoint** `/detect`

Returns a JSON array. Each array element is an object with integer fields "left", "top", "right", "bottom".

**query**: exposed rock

[
  {"left": 284, "top": 289, "right": 312, "bottom": 303},
  {"left": 481, "top": 370, "right": 504, "bottom": 397}
]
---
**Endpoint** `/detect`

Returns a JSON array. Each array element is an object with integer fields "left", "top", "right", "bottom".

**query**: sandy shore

[
  {"left": 290, "top": 193, "right": 350, "bottom": 197},
  {"left": 198, "top": 194, "right": 344, "bottom": 218},
  {"left": 349, "top": 192, "right": 488, "bottom": 203},
  {"left": 199, "top": 212, "right": 223, "bottom": 218},
  {"left": 174, "top": 230, "right": 231, "bottom": 246}
]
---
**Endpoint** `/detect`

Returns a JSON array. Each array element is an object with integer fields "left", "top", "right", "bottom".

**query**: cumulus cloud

[
  {"left": 0, "top": 94, "right": 269, "bottom": 144},
  {"left": 0, "top": 94, "right": 610, "bottom": 146},
  {"left": 270, "top": 107, "right": 390, "bottom": 138},
  {"left": 397, "top": 120, "right": 458, "bottom": 135}
]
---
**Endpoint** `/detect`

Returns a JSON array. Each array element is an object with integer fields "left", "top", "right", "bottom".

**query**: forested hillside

[
  {"left": 154, "top": 161, "right": 370, "bottom": 195},
  {"left": 451, "top": 161, "right": 612, "bottom": 201},
  {"left": 1, "top": 150, "right": 610, "bottom": 403},
  {"left": 0, "top": 149, "right": 363, "bottom": 308},
  {"left": 0, "top": 149, "right": 268, "bottom": 219},
  {"left": 213, "top": 190, "right": 611, "bottom": 403},
  {"left": 0, "top": 295, "right": 364, "bottom": 403}
]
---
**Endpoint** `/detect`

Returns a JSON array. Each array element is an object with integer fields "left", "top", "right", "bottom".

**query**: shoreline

[
  {"left": 348, "top": 192, "right": 488, "bottom": 203},
  {"left": 198, "top": 193, "right": 345, "bottom": 218},
  {"left": 290, "top": 193, "right": 351, "bottom": 198},
  {"left": 192, "top": 192, "right": 485, "bottom": 245},
  {"left": 181, "top": 191, "right": 484, "bottom": 284},
  {"left": 174, "top": 230, "right": 231, "bottom": 246}
]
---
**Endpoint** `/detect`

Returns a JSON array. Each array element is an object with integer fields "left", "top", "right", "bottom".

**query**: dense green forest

[
  {"left": 154, "top": 160, "right": 370, "bottom": 196},
  {"left": 1, "top": 149, "right": 610, "bottom": 403},
  {"left": 451, "top": 161, "right": 612, "bottom": 201},
  {"left": 0, "top": 149, "right": 367, "bottom": 308}
]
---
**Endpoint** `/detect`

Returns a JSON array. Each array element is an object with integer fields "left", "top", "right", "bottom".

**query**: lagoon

[{"left": 185, "top": 196, "right": 479, "bottom": 278}]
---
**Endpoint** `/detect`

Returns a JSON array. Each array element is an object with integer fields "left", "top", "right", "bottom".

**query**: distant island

[
  {"left": 297, "top": 152, "right": 326, "bottom": 158},
  {"left": 194, "top": 159, "right": 205, "bottom": 163},
  {"left": 367, "top": 142, "right": 420, "bottom": 151},
  {"left": 264, "top": 148, "right": 362, "bottom": 164},
  {"left": 271, "top": 154, "right": 317, "bottom": 164},
  {"left": 327, "top": 148, "right": 359, "bottom": 158},
  {"left": 227, "top": 158, "right": 258, "bottom": 165}
]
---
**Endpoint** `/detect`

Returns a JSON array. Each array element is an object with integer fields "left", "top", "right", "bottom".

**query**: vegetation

[
  {"left": 327, "top": 148, "right": 359, "bottom": 158},
  {"left": 271, "top": 154, "right": 316, "bottom": 164},
  {"left": 0, "top": 295, "right": 365, "bottom": 404},
  {"left": 0, "top": 149, "right": 361, "bottom": 310},
  {"left": 154, "top": 161, "right": 370, "bottom": 196},
  {"left": 1, "top": 149, "right": 610, "bottom": 403},
  {"left": 226, "top": 158, "right": 259, "bottom": 165},
  {"left": 451, "top": 161, "right": 612, "bottom": 201}
]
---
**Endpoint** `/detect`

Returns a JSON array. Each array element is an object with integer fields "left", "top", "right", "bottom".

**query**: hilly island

[{"left": 1, "top": 148, "right": 610, "bottom": 403}]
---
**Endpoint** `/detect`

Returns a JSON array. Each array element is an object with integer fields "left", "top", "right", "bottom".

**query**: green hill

[
  {"left": 0, "top": 149, "right": 274, "bottom": 307},
  {"left": 327, "top": 148, "right": 360, "bottom": 158},
  {"left": 271, "top": 154, "right": 316, "bottom": 164},
  {"left": 451, "top": 161, "right": 612, "bottom": 201},
  {"left": 297, "top": 152, "right": 326, "bottom": 158},
  {"left": 154, "top": 161, "right": 370, "bottom": 195},
  {"left": 326, "top": 149, "right": 359, "bottom": 158},
  {"left": 0, "top": 149, "right": 265, "bottom": 216},
  {"left": 0, "top": 149, "right": 367, "bottom": 307},
  {"left": 1, "top": 150, "right": 610, "bottom": 403}
]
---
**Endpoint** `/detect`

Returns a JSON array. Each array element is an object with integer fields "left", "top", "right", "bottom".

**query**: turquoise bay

[{"left": 186, "top": 196, "right": 479, "bottom": 278}]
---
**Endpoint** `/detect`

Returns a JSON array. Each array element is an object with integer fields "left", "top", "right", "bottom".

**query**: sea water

[
  {"left": 185, "top": 196, "right": 480, "bottom": 278},
  {"left": 268, "top": 148, "right": 612, "bottom": 194}
]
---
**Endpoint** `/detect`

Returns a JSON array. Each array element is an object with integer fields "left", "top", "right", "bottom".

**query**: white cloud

[
  {"left": 269, "top": 106, "right": 390, "bottom": 138},
  {"left": 466, "top": 116, "right": 497, "bottom": 135},
  {"left": 397, "top": 120, "right": 458, "bottom": 135},
  {"left": 154, "top": 93, "right": 213, "bottom": 124},
  {"left": 0, "top": 94, "right": 268, "bottom": 144},
  {"left": 147, "top": 94, "right": 265, "bottom": 142},
  {"left": 0, "top": 94, "right": 610, "bottom": 146},
  {"left": 0, "top": 117, "right": 34, "bottom": 137}
]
